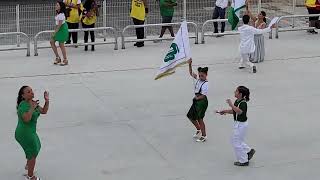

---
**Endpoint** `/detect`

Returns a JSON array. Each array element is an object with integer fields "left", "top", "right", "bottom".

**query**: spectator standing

[
  {"left": 130, "top": 0, "right": 149, "bottom": 47},
  {"left": 64, "top": 0, "right": 82, "bottom": 46}
]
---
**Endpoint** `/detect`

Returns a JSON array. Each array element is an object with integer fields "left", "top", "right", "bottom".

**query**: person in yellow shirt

[
  {"left": 64, "top": 0, "right": 82, "bottom": 45},
  {"left": 130, "top": 0, "right": 148, "bottom": 47},
  {"left": 305, "top": 0, "right": 320, "bottom": 34},
  {"left": 82, "top": 0, "right": 99, "bottom": 51}
]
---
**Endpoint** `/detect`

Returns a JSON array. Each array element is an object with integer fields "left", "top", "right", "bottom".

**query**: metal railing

[
  {"left": 34, "top": 27, "right": 118, "bottom": 56},
  {"left": 201, "top": 18, "right": 273, "bottom": 44},
  {"left": 275, "top": 14, "right": 320, "bottom": 39},
  {"left": 121, "top": 22, "right": 198, "bottom": 49},
  {"left": 0, "top": 32, "right": 30, "bottom": 56}
]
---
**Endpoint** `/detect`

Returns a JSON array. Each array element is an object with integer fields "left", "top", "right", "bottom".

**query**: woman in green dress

[
  {"left": 187, "top": 58, "right": 209, "bottom": 142},
  {"left": 15, "top": 86, "right": 49, "bottom": 180},
  {"left": 50, "top": 1, "right": 69, "bottom": 66}
]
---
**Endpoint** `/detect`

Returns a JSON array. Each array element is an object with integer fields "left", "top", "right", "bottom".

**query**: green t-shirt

[
  {"left": 160, "top": 0, "right": 176, "bottom": 17},
  {"left": 233, "top": 99, "right": 248, "bottom": 122},
  {"left": 16, "top": 101, "right": 40, "bottom": 133}
]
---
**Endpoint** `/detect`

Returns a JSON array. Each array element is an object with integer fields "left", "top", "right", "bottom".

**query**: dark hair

[
  {"left": 17, "top": 86, "right": 28, "bottom": 109},
  {"left": 261, "top": 11, "right": 267, "bottom": 23},
  {"left": 242, "top": 15, "right": 250, "bottom": 24},
  {"left": 237, "top": 86, "right": 250, "bottom": 101},
  {"left": 56, "top": 1, "right": 66, "bottom": 15},
  {"left": 197, "top": 67, "right": 208, "bottom": 74},
  {"left": 84, "top": 0, "right": 95, "bottom": 11}
]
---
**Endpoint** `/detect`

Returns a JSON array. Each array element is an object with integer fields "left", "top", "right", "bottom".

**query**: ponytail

[{"left": 237, "top": 86, "right": 250, "bottom": 102}]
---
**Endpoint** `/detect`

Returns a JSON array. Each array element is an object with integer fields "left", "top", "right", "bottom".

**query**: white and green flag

[
  {"left": 155, "top": 21, "right": 191, "bottom": 80},
  {"left": 228, "top": 0, "right": 247, "bottom": 30}
]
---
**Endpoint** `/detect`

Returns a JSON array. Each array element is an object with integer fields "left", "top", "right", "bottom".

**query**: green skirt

[
  {"left": 15, "top": 130, "right": 41, "bottom": 160},
  {"left": 187, "top": 97, "right": 208, "bottom": 121},
  {"left": 54, "top": 23, "right": 69, "bottom": 43}
]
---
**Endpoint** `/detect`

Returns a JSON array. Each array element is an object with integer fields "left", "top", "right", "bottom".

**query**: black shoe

[
  {"left": 91, "top": 45, "right": 95, "bottom": 51},
  {"left": 247, "top": 149, "right": 256, "bottom": 161},
  {"left": 84, "top": 46, "right": 88, "bottom": 51},
  {"left": 66, "top": 41, "right": 71, "bottom": 44},
  {"left": 239, "top": 66, "right": 245, "bottom": 69},
  {"left": 253, "top": 66, "right": 257, "bottom": 73},
  {"left": 136, "top": 43, "right": 144, "bottom": 48},
  {"left": 134, "top": 42, "right": 138, "bottom": 46},
  {"left": 234, "top": 161, "right": 249, "bottom": 166}
]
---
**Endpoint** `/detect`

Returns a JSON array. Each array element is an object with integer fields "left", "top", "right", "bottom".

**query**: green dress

[
  {"left": 54, "top": 23, "right": 69, "bottom": 43},
  {"left": 15, "top": 101, "right": 41, "bottom": 160}
]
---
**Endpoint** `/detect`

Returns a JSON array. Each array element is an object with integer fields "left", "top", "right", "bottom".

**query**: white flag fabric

[
  {"left": 155, "top": 21, "right": 191, "bottom": 80},
  {"left": 268, "top": 17, "right": 279, "bottom": 29}
]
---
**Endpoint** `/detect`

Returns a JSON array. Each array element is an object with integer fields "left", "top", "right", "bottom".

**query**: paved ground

[{"left": 0, "top": 31, "right": 320, "bottom": 180}]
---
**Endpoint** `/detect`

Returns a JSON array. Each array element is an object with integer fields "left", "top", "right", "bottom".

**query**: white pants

[
  {"left": 231, "top": 121, "right": 251, "bottom": 163},
  {"left": 240, "top": 53, "right": 254, "bottom": 68}
]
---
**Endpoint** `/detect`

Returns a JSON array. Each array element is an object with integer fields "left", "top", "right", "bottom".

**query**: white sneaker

[
  {"left": 25, "top": 175, "right": 40, "bottom": 180},
  {"left": 193, "top": 130, "right": 201, "bottom": 139},
  {"left": 196, "top": 136, "right": 207, "bottom": 142}
]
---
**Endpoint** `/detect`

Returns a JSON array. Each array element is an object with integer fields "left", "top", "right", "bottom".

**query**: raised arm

[
  {"left": 187, "top": 58, "right": 197, "bottom": 79},
  {"left": 253, "top": 26, "right": 271, "bottom": 34},
  {"left": 38, "top": 91, "right": 49, "bottom": 114},
  {"left": 245, "top": 1, "right": 257, "bottom": 22}
]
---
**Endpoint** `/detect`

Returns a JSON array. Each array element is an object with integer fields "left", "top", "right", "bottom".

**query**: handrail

[
  {"left": 34, "top": 27, "right": 118, "bottom": 56},
  {"left": 275, "top": 14, "right": 320, "bottom": 39},
  {"left": 0, "top": 32, "right": 30, "bottom": 56},
  {"left": 121, "top": 22, "right": 198, "bottom": 49},
  {"left": 201, "top": 18, "right": 273, "bottom": 44}
]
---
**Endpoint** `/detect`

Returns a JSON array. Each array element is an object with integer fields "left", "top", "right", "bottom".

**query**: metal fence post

[
  {"left": 16, "top": 4, "right": 21, "bottom": 47},
  {"left": 183, "top": 0, "right": 187, "bottom": 20},
  {"left": 292, "top": 0, "right": 296, "bottom": 28},
  {"left": 258, "top": 0, "right": 261, "bottom": 13},
  {"left": 103, "top": 0, "right": 107, "bottom": 41}
]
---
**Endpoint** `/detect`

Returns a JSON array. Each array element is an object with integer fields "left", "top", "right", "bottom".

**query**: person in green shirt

[
  {"left": 156, "top": 0, "right": 177, "bottom": 41},
  {"left": 216, "top": 86, "right": 255, "bottom": 166},
  {"left": 15, "top": 86, "right": 49, "bottom": 180}
]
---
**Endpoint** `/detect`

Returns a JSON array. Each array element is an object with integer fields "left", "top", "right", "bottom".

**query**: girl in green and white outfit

[
  {"left": 50, "top": 1, "right": 69, "bottom": 66},
  {"left": 187, "top": 58, "right": 209, "bottom": 142},
  {"left": 216, "top": 86, "right": 255, "bottom": 166}
]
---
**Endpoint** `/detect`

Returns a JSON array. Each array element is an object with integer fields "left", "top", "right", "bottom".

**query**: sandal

[
  {"left": 53, "top": 57, "right": 61, "bottom": 65},
  {"left": 60, "top": 59, "right": 68, "bottom": 66},
  {"left": 25, "top": 175, "right": 40, "bottom": 180}
]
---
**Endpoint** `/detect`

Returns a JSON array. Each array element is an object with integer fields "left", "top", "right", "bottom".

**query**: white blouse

[
  {"left": 55, "top": 13, "right": 66, "bottom": 25},
  {"left": 194, "top": 79, "right": 209, "bottom": 96}
]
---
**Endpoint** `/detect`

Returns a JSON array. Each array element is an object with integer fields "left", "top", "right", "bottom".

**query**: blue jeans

[{"left": 212, "top": 6, "right": 226, "bottom": 33}]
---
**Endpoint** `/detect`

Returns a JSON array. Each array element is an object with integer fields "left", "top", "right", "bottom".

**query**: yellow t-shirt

[
  {"left": 82, "top": 3, "right": 97, "bottom": 25},
  {"left": 82, "top": 13, "right": 97, "bottom": 25},
  {"left": 65, "top": 0, "right": 81, "bottom": 23},
  {"left": 130, "top": 0, "right": 146, "bottom": 21},
  {"left": 306, "top": 0, "right": 316, "bottom": 8}
]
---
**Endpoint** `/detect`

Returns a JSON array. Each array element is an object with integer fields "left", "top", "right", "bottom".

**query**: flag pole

[{"left": 183, "top": 0, "right": 187, "bottom": 21}]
